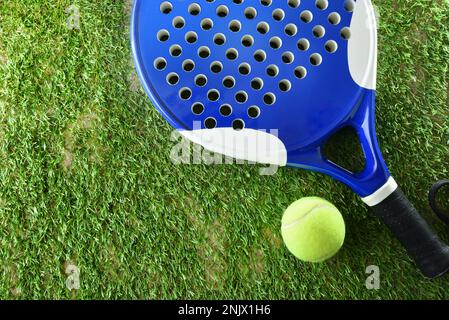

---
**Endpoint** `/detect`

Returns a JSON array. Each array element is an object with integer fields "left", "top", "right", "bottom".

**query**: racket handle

[{"left": 371, "top": 187, "right": 449, "bottom": 279}]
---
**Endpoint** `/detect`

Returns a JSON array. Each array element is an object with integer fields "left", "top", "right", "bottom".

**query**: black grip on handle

[{"left": 371, "top": 187, "right": 449, "bottom": 279}]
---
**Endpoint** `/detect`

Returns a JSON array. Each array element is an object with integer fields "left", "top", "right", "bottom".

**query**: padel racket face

[{"left": 131, "top": 0, "right": 390, "bottom": 197}]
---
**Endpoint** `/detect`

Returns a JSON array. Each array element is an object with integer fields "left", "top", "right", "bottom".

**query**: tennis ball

[{"left": 281, "top": 197, "right": 345, "bottom": 263}]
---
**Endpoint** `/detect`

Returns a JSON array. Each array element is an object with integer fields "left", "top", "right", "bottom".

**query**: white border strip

[
  {"left": 180, "top": 128, "right": 288, "bottom": 166},
  {"left": 362, "top": 177, "right": 398, "bottom": 207},
  {"left": 348, "top": 0, "right": 378, "bottom": 90}
]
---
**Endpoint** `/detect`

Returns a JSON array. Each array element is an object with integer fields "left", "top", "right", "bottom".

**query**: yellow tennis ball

[{"left": 281, "top": 197, "right": 345, "bottom": 263}]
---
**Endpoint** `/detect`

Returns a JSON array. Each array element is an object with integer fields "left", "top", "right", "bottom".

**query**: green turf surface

[{"left": 0, "top": 0, "right": 448, "bottom": 300}]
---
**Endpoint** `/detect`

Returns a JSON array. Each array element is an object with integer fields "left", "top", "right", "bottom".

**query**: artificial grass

[{"left": 0, "top": 0, "right": 448, "bottom": 299}]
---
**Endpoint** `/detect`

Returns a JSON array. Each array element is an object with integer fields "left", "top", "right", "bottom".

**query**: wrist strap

[{"left": 429, "top": 180, "right": 449, "bottom": 227}]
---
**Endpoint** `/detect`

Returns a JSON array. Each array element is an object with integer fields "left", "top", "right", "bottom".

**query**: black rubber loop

[{"left": 429, "top": 180, "right": 449, "bottom": 227}]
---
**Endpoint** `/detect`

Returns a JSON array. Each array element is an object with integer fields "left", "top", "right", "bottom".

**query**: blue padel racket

[{"left": 131, "top": 0, "right": 449, "bottom": 278}]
